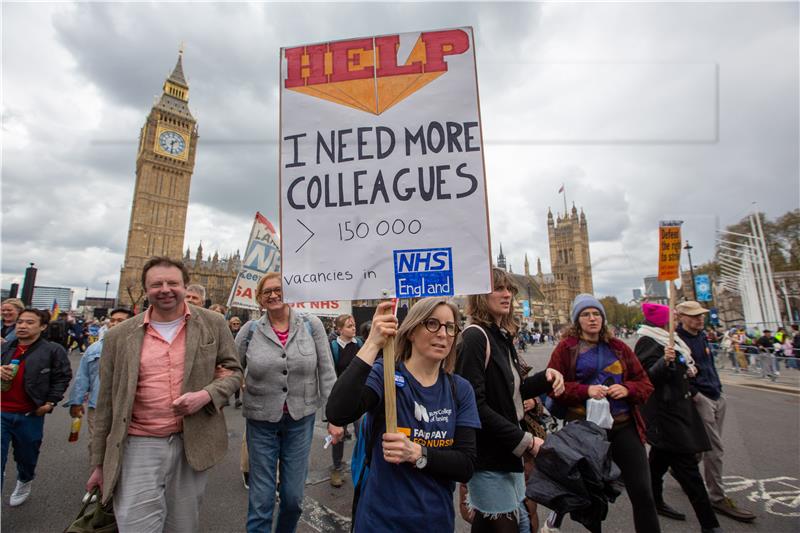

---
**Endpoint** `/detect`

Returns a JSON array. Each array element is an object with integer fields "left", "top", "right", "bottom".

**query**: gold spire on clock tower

[{"left": 118, "top": 50, "right": 199, "bottom": 310}]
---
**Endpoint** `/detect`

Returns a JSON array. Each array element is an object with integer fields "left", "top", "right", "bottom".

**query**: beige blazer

[{"left": 90, "top": 304, "right": 243, "bottom": 503}]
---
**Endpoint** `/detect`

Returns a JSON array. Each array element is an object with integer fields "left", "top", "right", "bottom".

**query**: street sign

[
  {"left": 279, "top": 27, "right": 492, "bottom": 302},
  {"left": 695, "top": 274, "right": 712, "bottom": 302}
]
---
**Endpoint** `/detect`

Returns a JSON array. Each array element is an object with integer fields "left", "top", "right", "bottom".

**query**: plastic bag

[{"left": 586, "top": 397, "right": 613, "bottom": 429}]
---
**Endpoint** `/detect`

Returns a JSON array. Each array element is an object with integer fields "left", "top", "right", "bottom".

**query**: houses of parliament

[{"left": 117, "top": 53, "right": 594, "bottom": 328}]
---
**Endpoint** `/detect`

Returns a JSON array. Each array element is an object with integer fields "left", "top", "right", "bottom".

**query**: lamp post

[
  {"left": 104, "top": 281, "right": 110, "bottom": 302},
  {"left": 684, "top": 241, "right": 697, "bottom": 300}
]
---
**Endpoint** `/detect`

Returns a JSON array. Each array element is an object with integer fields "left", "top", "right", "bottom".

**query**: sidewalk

[{"left": 717, "top": 365, "right": 800, "bottom": 394}]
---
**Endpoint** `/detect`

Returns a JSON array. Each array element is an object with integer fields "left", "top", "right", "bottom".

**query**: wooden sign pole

[
  {"left": 383, "top": 299, "right": 398, "bottom": 433},
  {"left": 668, "top": 280, "right": 677, "bottom": 348}
]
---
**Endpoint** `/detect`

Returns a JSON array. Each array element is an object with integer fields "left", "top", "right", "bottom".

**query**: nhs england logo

[{"left": 393, "top": 248, "right": 454, "bottom": 298}]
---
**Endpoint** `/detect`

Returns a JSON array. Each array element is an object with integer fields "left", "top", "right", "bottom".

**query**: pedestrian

[
  {"left": 755, "top": 329, "right": 778, "bottom": 375},
  {"left": 1, "top": 308, "right": 72, "bottom": 506},
  {"left": 456, "top": 268, "right": 564, "bottom": 533},
  {"left": 85, "top": 257, "right": 243, "bottom": 532},
  {"left": 675, "top": 301, "right": 756, "bottom": 523},
  {"left": 229, "top": 316, "right": 242, "bottom": 336},
  {"left": 65, "top": 308, "right": 134, "bottom": 461},
  {"left": 236, "top": 272, "right": 341, "bottom": 533},
  {"left": 185, "top": 284, "right": 206, "bottom": 307},
  {"left": 1, "top": 298, "right": 25, "bottom": 345},
  {"left": 229, "top": 316, "right": 244, "bottom": 408},
  {"left": 547, "top": 294, "right": 660, "bottom": 533},
  {"left": 326, "top": 299, "right": 481, "bottom": 532},
  {"left": 328, "top": 313, "right": 363, "bottom": 488},
  {"left": 635, "top": 303, "right": 722, "bottom": 533},
  {"left": 210, "top": 303, "right": 227, "bottom": 314}
]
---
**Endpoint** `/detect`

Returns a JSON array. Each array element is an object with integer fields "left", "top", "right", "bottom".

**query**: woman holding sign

[
  {"left": 456, "top": 268, "right": 564, "bottom": 533},
  {"left": 326, "top": 298, "right": 481, "bottom": 532},
  {"left": 546, "top": 294, "right": 660, "bottom": 533},
  {"left": 236, "top": 272, "right": 342, "bottom": 533}
]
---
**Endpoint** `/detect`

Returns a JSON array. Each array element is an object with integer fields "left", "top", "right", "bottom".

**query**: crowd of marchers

[{"left": 4, "top": 258, "right": 781, "bottom": 533}]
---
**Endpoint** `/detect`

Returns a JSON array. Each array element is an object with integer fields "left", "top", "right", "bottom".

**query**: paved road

[{"left": 3, "top": 344, "right": 799, "bottom": 532}]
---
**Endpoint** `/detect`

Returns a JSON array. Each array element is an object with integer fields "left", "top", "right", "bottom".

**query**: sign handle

[
  {"left": 383, "top": 299, "right": 399, "bottom": 433},
  {"left": 668, "top": 280, "right": 676, "bottom": 348}
]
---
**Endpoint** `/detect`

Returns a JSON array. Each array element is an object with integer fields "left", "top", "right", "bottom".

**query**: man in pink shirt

[{"left": 86, "top": 257, "right": 242, "bottom": 532}]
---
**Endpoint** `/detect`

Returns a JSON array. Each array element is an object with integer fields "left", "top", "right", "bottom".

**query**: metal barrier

[{"left": 709, "top": 343, "right": 798, "bottom": 382}]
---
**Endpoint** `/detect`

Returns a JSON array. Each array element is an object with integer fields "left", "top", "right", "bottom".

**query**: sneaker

[
  {"left": 242, "top": 471, "right": 249, "bottom": 490},
  {"left": 330, "top": 469, "right": 344, "bottom": 488},
  {"left": 9, "top": 480, "right": 32, "bottom": 506},
  {"left": 712, "top": 497, "right": 756, "bottom": 523}
]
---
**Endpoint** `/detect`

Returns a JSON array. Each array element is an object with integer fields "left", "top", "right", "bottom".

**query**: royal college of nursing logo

[{"left": 283, "top": 29, "right": 471, "bottom": 115}]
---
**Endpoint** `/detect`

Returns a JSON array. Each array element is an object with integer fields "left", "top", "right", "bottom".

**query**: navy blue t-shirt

[{"left": 355, "top": 360, "right": 481, "bottom": 532}]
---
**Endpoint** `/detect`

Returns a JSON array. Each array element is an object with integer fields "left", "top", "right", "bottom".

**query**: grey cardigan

[{"left": 236, "top": 309, "right": 336, "bottom": 422}]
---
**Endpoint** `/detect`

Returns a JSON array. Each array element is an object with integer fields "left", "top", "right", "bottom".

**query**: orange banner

[{"left": 658, "top": 220, "right": 683, "bottom": 281}]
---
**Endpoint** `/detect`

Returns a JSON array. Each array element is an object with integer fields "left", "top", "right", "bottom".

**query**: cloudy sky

[{"left": 2, "top": 1, "right": 798, "bottom": 305}]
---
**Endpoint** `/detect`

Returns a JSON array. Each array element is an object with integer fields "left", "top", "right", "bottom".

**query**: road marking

[
  {"left": 300, "top": 495, "right": 352, "bottom": 532},
  {"left": 723, "top": 475, "right": 800, "bottom": 517}
]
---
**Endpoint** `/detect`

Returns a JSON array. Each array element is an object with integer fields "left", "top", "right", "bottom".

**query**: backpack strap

[
  {"left": 331, "top": 340, "right": 340, "bottom": 364},
  {"left": 463, "top": 324, "right": 491, "bottom": 369},
  {"left": 239, "top": 319, "right": 258, "bottom": 370}
]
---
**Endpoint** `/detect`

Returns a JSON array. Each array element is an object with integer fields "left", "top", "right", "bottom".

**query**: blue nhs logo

[{"left": 393, "top": 248, "right": 454, "bottom": 298}]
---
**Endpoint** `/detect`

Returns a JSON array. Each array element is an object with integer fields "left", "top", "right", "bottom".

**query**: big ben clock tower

[{"left": 118, "top": 50, "right": 199, "bottom": 310}]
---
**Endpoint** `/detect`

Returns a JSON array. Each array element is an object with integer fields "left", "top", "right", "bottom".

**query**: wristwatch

[{"left": 415, "top": 445, "right": 428, "bottom": 469}]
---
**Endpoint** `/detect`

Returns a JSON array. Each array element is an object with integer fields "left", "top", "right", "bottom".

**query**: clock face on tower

[{"left": 158, "top": 130, "right": 186, "bottom": 155}]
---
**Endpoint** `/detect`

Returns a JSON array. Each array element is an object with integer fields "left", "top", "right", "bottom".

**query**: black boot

[{"left": 656, "top": 500, "right": 686, "bottom": 521}]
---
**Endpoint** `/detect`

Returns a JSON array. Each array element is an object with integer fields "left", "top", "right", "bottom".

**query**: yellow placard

[{"left": 658, "top": 220, "right": 683, "bottom": 281}]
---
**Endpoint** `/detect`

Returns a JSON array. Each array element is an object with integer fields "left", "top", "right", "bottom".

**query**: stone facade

[
  {"left": 118, "top": 52, "right": 237, "bottom": 310},
  {"left": 534, "top": 205, "right": 594, "bottom": 325}
]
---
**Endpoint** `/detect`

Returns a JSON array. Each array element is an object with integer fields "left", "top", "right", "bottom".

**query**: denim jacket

[{"left": 67, "top": 339, "right": 102, "bottom": 408}]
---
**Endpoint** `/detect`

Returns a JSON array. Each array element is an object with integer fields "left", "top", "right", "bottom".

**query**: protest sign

[
  {"left": 228, "top": 212, "right": 352, "bottom": 314},
  {"left": 287, "top": 300, "right": 352, "bottom": 318},
  {"left": 279, "top": 27, "right": 492, "bottom": 303},
  {"left": 228, "top": 212, "right": 281, "bottom": 310},
  {"left": 657, "top": 220, "right": 683, "bottom": 346},
  {"left": 657, "top": 220, "right": 683, "bottom": 281}
]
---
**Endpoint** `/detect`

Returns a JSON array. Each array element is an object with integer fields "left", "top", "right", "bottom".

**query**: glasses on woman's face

[
  {"left": 261, "top": 287, "right": 282, "bottom": 297},
  {"left": 422, "top": 317, "right": 458, "bottom": 337},
  {"left": 579, "top": 310, "right": 603, "bottom": 319}
]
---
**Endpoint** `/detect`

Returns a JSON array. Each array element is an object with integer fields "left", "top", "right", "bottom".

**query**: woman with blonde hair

[
  {"left": 326, "top": 298, "right": 481, "bottom": 532},
  {"left": 456, "top": 267, "right": 564, "bottom": 533},
  {"left": 1, "top": 298, "right": 25, "bottom": 345},
  {"left": 236, "top": 272, "right": 341, "bottom": 533}
]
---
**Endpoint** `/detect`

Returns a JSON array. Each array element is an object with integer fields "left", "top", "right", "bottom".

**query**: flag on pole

[
  {"left": 558, "top": 184, "right": 565, "bottom": 193},
  {"left": 50, "top": 299, "right": 60, "bottom": 321}
]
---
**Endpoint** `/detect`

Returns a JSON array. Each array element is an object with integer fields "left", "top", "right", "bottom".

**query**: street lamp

[
  {"left": 684, "top": 240, "right": 697, "bottom": 300},
  {"left": 104, "top": 281, "right": 110, "bottom": 302}
]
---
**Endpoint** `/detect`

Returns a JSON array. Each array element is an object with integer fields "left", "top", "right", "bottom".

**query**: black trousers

[
  {"left": 608, "top": 422, "right": 661, "bottom": 533},
  {"left": 649, "top": 447, "right": 720, "bottom": 529}
]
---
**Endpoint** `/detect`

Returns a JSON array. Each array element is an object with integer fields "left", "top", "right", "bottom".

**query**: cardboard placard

[
  {"left": 279, "top": 27, "right": 492, "bottom": 302},
  {"left": 657, "top": 220, "right": 683, "bottom": 281}
]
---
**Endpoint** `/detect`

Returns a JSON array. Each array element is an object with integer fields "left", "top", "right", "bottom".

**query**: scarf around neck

[{"left": 637, "top": 324, "right": 697, "bottom": 376}]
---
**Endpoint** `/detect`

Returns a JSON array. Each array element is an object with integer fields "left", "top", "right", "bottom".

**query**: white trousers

[{"left": 114, "top": 434, "right": 208, "bottom": 533}]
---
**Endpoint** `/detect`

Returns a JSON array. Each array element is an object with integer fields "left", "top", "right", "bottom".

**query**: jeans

[
  {"left": 1, "top": 412, "right": 45, "bottom": 487},
  {"left": 246, "top": 413, "right": 315, "bottom": 533}
]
